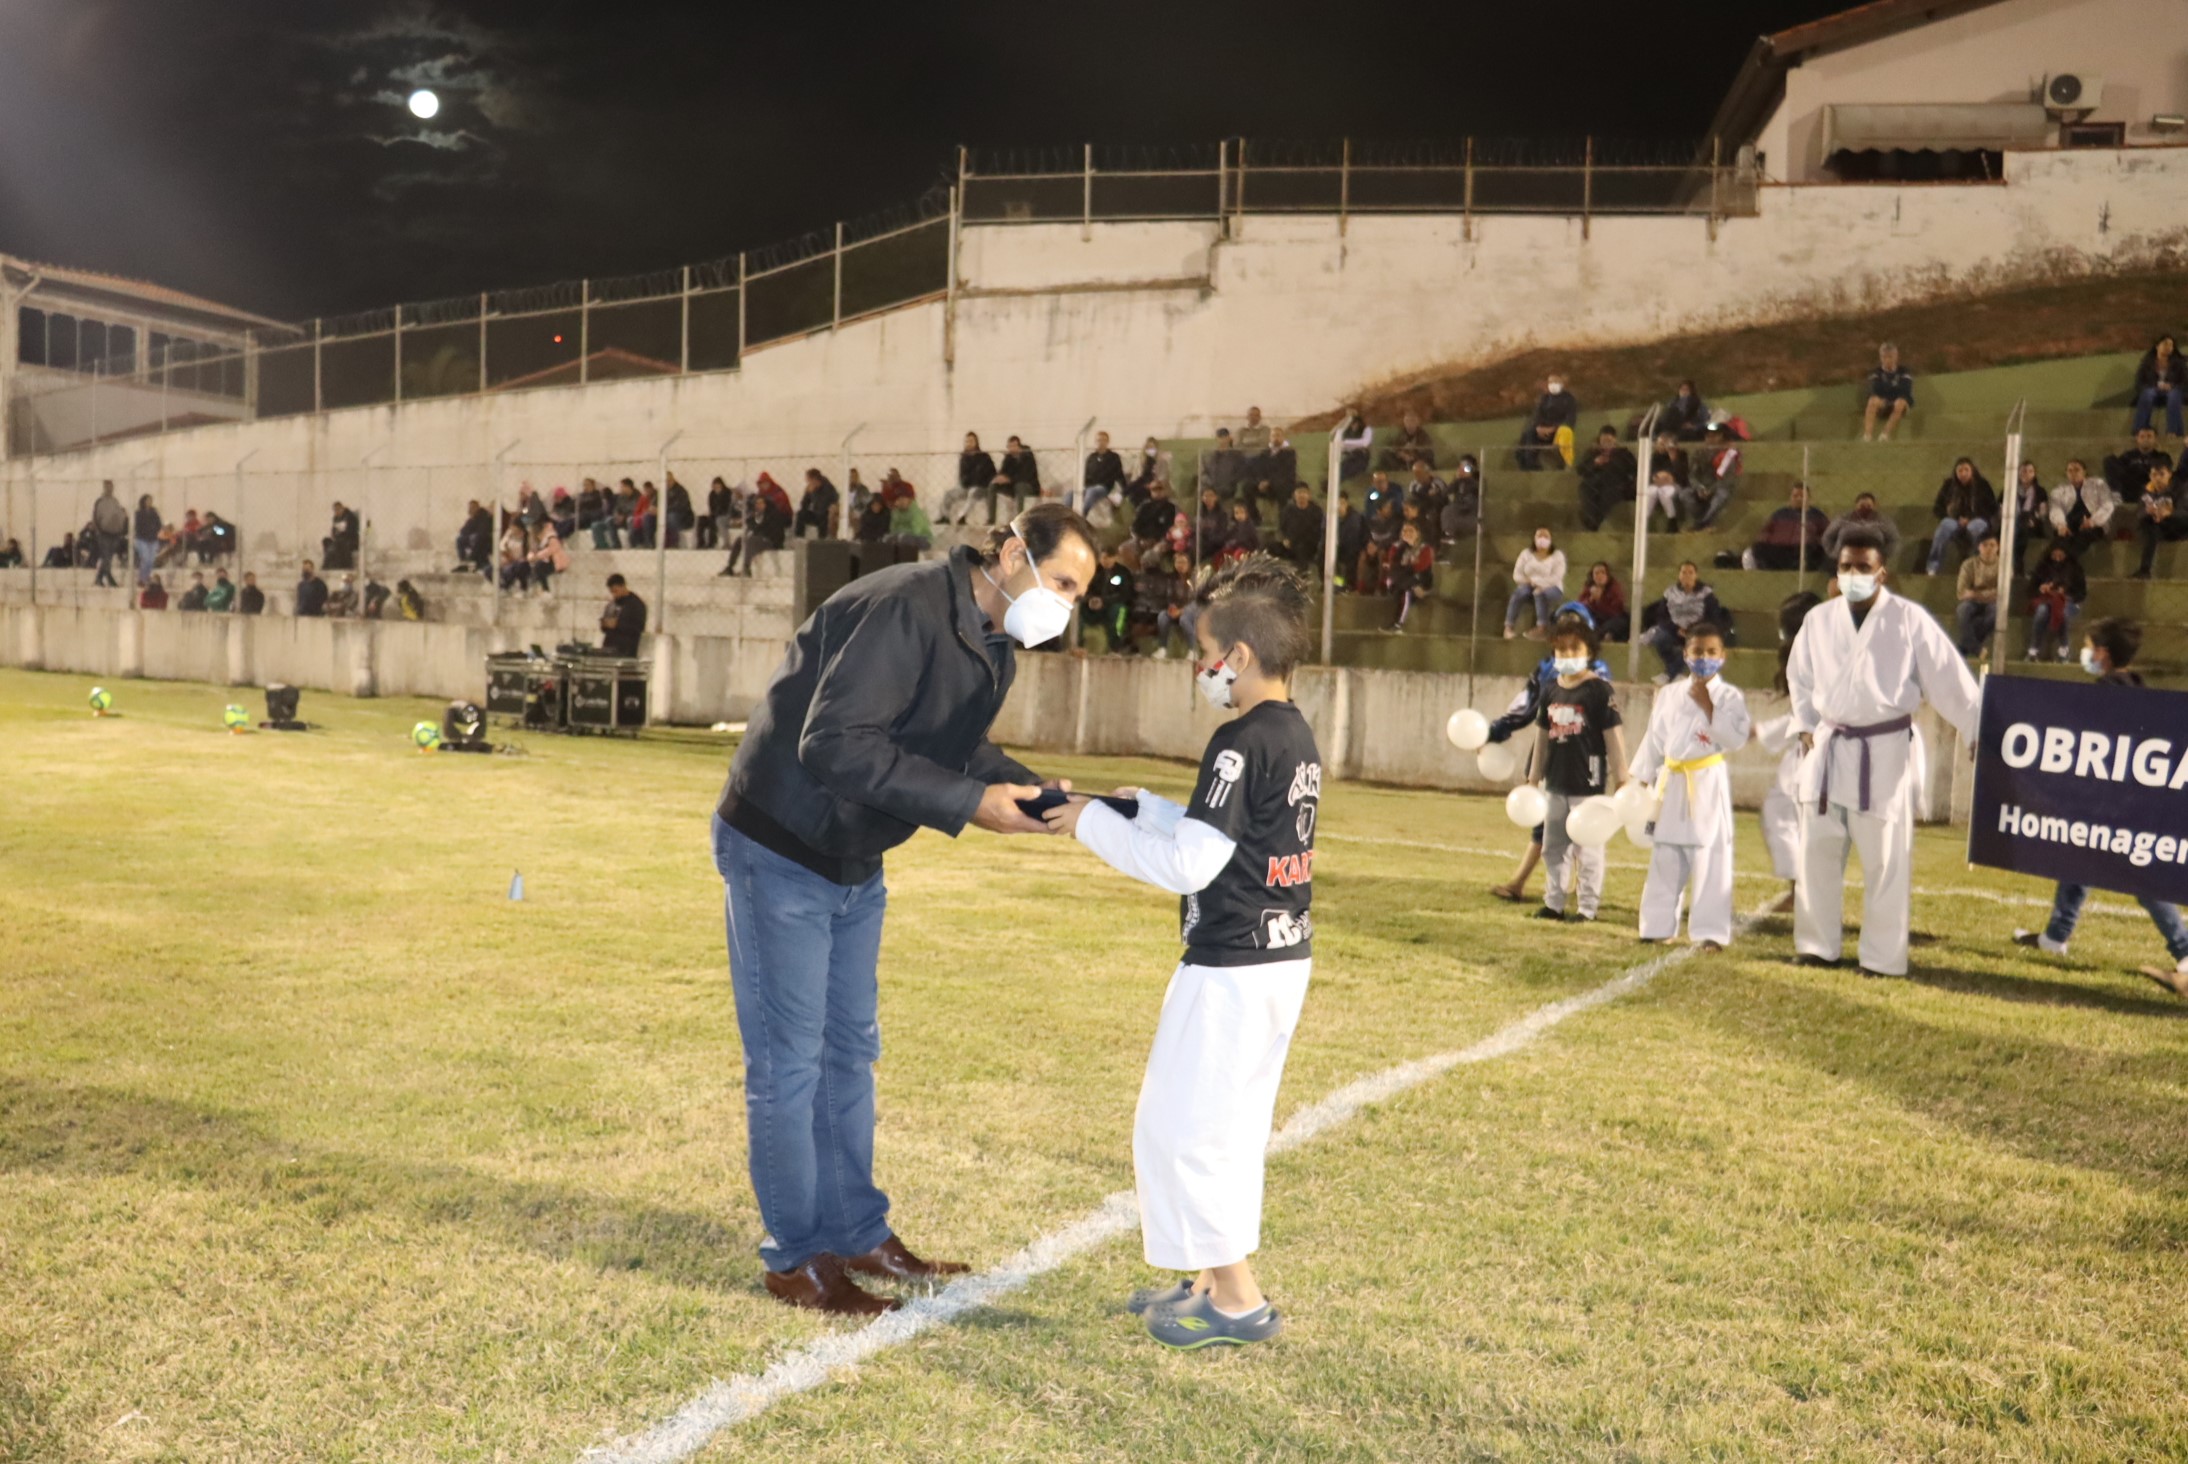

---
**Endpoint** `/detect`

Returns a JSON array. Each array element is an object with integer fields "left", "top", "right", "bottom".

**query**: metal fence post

[
  {"left": 832, "top": 222, "right": 844, "bottom": 328},
  {"left": 1798, "top": 443, "right": 1811, "bottom": 583},
  {"left": 1626, "top": 405, "right": 1662, "bottom": 684},
  {"left": 839, "top": 423, "right": 865, "bottom": 540},
  {"left": 1993, "top": 401, "right": 2028, "bottom": 673},
  {"left": 392, "top": 310, "right": 404, "bottom": 405},
  {"left": 656, "top": 430, "right": 682, "bottom": 641},
  {"left": 1082, "top": 143, "right": 1093, "bottom": 242},
  {"left": 1463, "top": 138, "right": 1475, "bottom": 242},
  {"left": 312, "top": 318, "right": 323, "bottom": 414},
  {"left": 1709, "top": 136, "right": 1723, "bottom": 241},
  {"left": 578, "top": 280, "right": 590, "bottom": 385},
  {"left": 735, "top": 255, "right": 746, "bottom": 363},
  {"left": 679, "top": 266, "right": 691, "bottom": 373},
  {"left": 478, "top": 292, "right": 489, "bottom": 391},
  {"left": 1234, "top": 137, "right": 1246, "bottom": 234},
  {"left": 234, "top": 448, "right": 258, "bottom": 589},
  {"left": 490, "top": 439, "right": 519, "bottom": 628},
  {"left": 1469, "top": 450, "right": 1487, "bottom": 701},
  {"left": 1582, "top": 136, "right": 1593, "bottom": 241},
  {"left": 1217, "top": 139, "right": 1229, "bottom": 229},
  {"left": 944, "top": 188, "right": 959, "bottom": 369},
  {"left": 1339, "top": 138, "right": 1351, "bottom": 238}
]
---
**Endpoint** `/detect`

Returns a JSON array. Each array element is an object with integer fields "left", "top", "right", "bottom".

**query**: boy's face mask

[
  {"left": 1553, "top": 655, "right": 1588, "bottom": 676},
  {"left": 1195, "top": 652, "right": 1241, "bottom": 710},
  {"left": 1688, "top": 655, "right": 1724, "bottom": 679},
  {"left": 2079, "top": 647, "right": 2104, "bottom": 676}
]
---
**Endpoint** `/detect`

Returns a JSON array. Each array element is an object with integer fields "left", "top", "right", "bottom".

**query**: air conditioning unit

[{"left": 2042, "top": 73, "right": 2103, "bottom": 115}]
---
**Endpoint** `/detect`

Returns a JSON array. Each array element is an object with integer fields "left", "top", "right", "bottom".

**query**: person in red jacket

[
  {"left": 1576, "top": 560, "right": 1629, "bottom": 642},
  {"left": 1382, "top": 520, "right": 1436, "bottom": 634}
]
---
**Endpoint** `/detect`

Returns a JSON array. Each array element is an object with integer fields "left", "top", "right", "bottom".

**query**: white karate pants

[
  {"left": 1760, "top": 790, "right": 1801, "bottom": 881},
  {"left": 1134, "top": 958, "right": 1312, "bottom": 1271},
  {"left": 1794, "top": 799, "right": 1914, "bottom": 975},
  {"left": 1639, "top": 837, "right": 1737, "bottom": 945}
]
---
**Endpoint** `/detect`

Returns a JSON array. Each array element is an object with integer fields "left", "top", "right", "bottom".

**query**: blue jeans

[
  {"left": 713, "top": 816, "right": 892, "bottom": 1273},
  {"left": 1928, "top": 516, "right": 1989, "bottom": 573},
  {"left": 1505, "top": 584, "right": 1558, "bottom": 632},
  {"left": 2030, "top": 599, "right": 2079, "bottom": 657},
  {"left": 1647, "top": 619, "right": 1688, "bottom": 676},
  {"left": 1954, "top": 598, "right": 1995, "bottom": 655},
  {"left": 2133, "top": 384, "right": 2185, "bottom": 437},
  {"left": 2045, "top": 883, "right": 2188, "bottom": 963},
  {"left": 134, "top": 537, "right": 158, "bottom": 585}
]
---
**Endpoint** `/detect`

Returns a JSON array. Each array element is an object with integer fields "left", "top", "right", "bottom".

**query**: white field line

[
  {"left": 1318, "top": 833, "right": 2152, "bottom": 920},
  {"left": 578, "top": 899, "right": 1776, "bottom": 1464}
]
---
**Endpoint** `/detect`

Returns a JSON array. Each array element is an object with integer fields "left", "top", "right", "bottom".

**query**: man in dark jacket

[
  {"left": 322, "top": 503, "right": 360, "bottom": 570},
  {"left": 294, "top": 562, "right": 328, "bottom": 617},
  {"left": 1515, "top": 373, "right": 1580, "bottom": 471},
  {"left": 1332, "top": 492, "right": 1367, "bottom": 589},
  {"left": 1080, "top": 430, "right": 1126, "bottom": 515},
  {"left": 599, "top": 574, "right": 648, "bottom": 656},
  {"left": 1131, "top": 480, "right": 1177, "bottom": 544},
  {"left": 2105, "top": 426, "right": 2174, "bottom": 502},
  {"left": 1277, "top": 486, "right": 1324, "bottom": 573},
  {"left": 91, "top": 481, "right": 128, "bottom": 587},
  {"left": 237, "top": 572, "right": 266, "bottom": 615},
  {"left": 455, "top": 499, "right": 494, "bottom": 576},
  {"left": 1576, "top": 427, "right": 1639, "bottom": 531},
  {"left": 793, "top": 469, "right": 840, "bottom": 540},
  {"left": 713, "top": 505, "right": 1096, "bottom": 1315}
]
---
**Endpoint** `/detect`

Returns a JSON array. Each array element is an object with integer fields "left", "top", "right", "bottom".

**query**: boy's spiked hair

[
  {"left": 1195, "top": 552, "right": 1312, "bottom": 681},
  {"left": 1548, "top": 612, "right": 1600, "bottom": 658}
]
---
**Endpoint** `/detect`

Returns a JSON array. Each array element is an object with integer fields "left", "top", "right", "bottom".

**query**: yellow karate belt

[{"left": 1654, "top": 751, "right": 1727, "bottom": 812}]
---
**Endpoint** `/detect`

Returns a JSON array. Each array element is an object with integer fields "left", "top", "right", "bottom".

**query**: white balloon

[
  {"left": 1474, "top": 740, "right": 1517, "bottom": 783},
  {"left": 408, "top": 88, "right": 440, "bottom": 120},
  {"left": 1506, "top": 784, "right": 1548, "bottom": 830},
  {"left": 1446, "top": 708, "right": 1490, "bottom": 752},
  {"left": 1566, "top": 795, "right": 1622, "bottom": 848},
  {"left": 1612, "top": 780, "right": 1650, "bottom": 819}
]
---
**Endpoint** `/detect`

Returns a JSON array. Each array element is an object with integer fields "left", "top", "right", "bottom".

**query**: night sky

[{"left": 0, "top": 1, "right": 1850, "bottom": 323}]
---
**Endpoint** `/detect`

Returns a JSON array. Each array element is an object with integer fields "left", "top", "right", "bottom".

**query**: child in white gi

[
  {"left": 1044, "top": 554, "right": 1319, "bottom": 1349},
  {"left": 1628, "top": 621, "right": 1751, "bottom": 948}
]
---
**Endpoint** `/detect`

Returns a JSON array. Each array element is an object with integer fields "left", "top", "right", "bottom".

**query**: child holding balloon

[
  {"left": 1626, "top": 621, "right": 1752, "bottom": 949},
  {"left": 1533, "top": 619, "right": 1629, "bottom": 922}
]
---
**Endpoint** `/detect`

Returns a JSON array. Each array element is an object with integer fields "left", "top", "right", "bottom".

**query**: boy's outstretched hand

[{"left": 1041, "top": 798, "right": 1087, "bottom": 837}]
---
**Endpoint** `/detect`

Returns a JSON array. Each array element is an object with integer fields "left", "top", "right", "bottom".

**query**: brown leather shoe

[
  {"left": 841, "top": 1235, "right": 969, "bottom": 1282},
  {"left": 762, "top": 1254, "right": 900, "bottom": 1315}
]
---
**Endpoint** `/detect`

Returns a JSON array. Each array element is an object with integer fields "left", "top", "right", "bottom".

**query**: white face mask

[
  {"left": 988, "top": 537, "right": 1075, "bottom": 648},
  {"left": 2080, "top": 647, "right": 2103, "bottom": 676},
  {"left": 1546, "top": 381, "right": 1565, "bottom": 395},
  {"left": 1534, "top": 536, "right": 1552, "bottom": 552},
  {"left": 1839, "top": 571, "right": 1879, "bottom": 603},
  {"left": 1553, "top": 656, "right": 1588, "bottom": 676},
  {"left": 1196, "top": 656, "right": 1239, "bottom": 710}
]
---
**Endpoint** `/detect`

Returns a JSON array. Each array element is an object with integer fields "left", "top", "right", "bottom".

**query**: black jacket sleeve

[
  {"left": 796, "top": 597, "right": 989, "bottom": 835},
  {"left": 966, "top": 739, "right": 1038, "bottom": 787}
]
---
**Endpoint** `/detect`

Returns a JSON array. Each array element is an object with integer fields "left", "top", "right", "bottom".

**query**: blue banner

[{"left": 1967, "top": 675, "right": 2188, "bottom": 905}]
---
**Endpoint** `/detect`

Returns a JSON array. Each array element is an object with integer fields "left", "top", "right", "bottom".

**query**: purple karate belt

[{"left": 1818, "top": 713, "right": 1914, "bottom": 814}]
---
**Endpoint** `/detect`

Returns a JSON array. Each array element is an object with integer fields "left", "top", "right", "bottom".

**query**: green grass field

[{"left": 3, "top": 667, "right": 2186, "bottom": 1464}]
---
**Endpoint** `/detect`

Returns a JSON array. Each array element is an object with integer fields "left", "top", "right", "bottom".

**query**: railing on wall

[{"left": 8, "top": 138, "right": 1756, "bottom": 456}]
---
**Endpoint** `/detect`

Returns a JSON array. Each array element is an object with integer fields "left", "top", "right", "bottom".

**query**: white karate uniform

[
  {"left": 1629, "top": 674, "right": 1752, "bottom": 944},
  {"left": 1786, "top": 589, "right": 1979, "bottom": 975},
  {"left": 1753, "top": 714, "right": 1804, "bottom": 881},
  {"left": 1074, "top": 793, "right": 1310, "bottom": 1271}
]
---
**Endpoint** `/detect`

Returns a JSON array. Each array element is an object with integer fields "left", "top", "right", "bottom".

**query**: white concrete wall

[
  {"left": 4, "top": 143, "right": 2185, "bottom": 570},
  {"left": 1758, "top": 0, "right": 2188, "bottom": 181},
  {"left": 0, "top": 600, "right": 1974, "bottom": 820}
]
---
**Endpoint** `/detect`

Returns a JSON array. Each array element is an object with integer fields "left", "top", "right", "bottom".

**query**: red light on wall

[{"left": 552, "top": 333, "right": 564, "bottom": 344}]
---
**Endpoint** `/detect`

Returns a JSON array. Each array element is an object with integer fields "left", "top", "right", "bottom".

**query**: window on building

[
  {"left": 17, "top": 307, "right": 47, "bottom": 366},
  {"left": 80, "top": 319, "right": 110, "bottom": 375},
  {"left": 106, "top": 324, "right": 137, "bottom": 377},
  {"left": 47, "top": 313, "right": 79, "bottom": 371}
]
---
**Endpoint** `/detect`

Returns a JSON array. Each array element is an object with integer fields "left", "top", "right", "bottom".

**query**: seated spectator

[
  {"left": 177, "top": 571, "right": 209, "bottom": 611},
  {"left": 1822, "top": 492, "right": 1904, "bottom": 569},
  {"left": 2105, "top": 426, "right": 2173, "bottom": 502},
  {"left": 0, "top": 537, "right": 21, "bottom": 569},
  {"left": 516, "top": 484, "right": 547, "bottom": 535},
  {"left": 528, "top": 522, "right": 571, "bottom": 595},
  {"left": 1679, "top": 423, "right": 1743, "bottom": 529},
  {"left": 198, "top": 511, "right": 237, "bottom": 562},
  {"left": 238, "top": 572, "right": 265, "bottom": 615},
  {"left": 1199, "top": 427, "right": 1244, "bottom": 499},
  {"left": 41, "top": 533, "right": 75, "bottom": 569},
  {"left": 326, "top": 573, "right": 361, "bottom": 618},
  {"left": 1332, "top": 492, "right": 1366, "bottom": 591},
  {"left": 1862, "top": 342, "right": 1914, "bottom": 442},
  {"left": 2026, "top": 541, "right": 2087, "bottom": 662},
  {"left": 1642, "top": 560, "right": 1728, "bottom": 681},
  {"left": 664, "top": 473, "right": 695, "bottom": 547},
  {"left": 1248, "top": 426, "right": 1299, "bottom": 513},
  {"left": 396, "top": 579, "right": 426, "bottom": 620},
  {"left": 1192, "top": 486, "right": 1228, "bottom": 553},
  {"left": 1640, "top": 469, "right": 1681, "bottom": 533},
  {"left": 701, "top": 476, "right": 734, "bottom": 550},
  {"left": 1277, "top": 486, "right": 1324, "bottom": 573},
  {"left": 992, "top": 435, "right": 1042, "bottom": 520},
  {"left": 205, "top": 569, "right": 236, "bottom": 612},
  {"left": 1744, "top": 482, "right": 1828, "bottom": 570},
  {"left": 1403, "top": 459, "right": 1448, "bottom": 539},
  {"left": 1126, "top": 437, "right": 1165, "bottom": 501},
  {"left": 294, "top": 561, "right": 328, "bottom": 617},
  {"left": 1503, "top": 528, "right": 1567, "bottom": 638},
  {"left": 1131, "top": 480, "right": 1177, "bottom": 544},
  {"left": 1954, "top": 531, "right": 2003, "bottom": 655},
  {"left": 887, "top": 490, "right": 933, "bottom": 549},
  {"left": 844, "top": 468, "right": 873, "bottom": 522},
  {"left": 1380, "top": 409, "right": 1435, "bottom": 472},
  {"left": 628, "top": 483, "right": 660, "bottom": 549},
  {"left": 856, "top": 493, "right": 893, "bottom": 543},
  {"left": 456, "top": 499, "right": 495, "bottom": 574},
  {"left": 722, "top": 472, "right": 793, "bottom": 576},
  {"left": 879, "top": 467, "right": 917, "bottom": 507},
  {"left": 1576, "top": 561, "right": 1629, "bottom": 642},
  {"left": 153, "top": 519, "right": 189, "bottom": 569},
  {"left": 1660, "top": 379, "right": 1710, "bottom": 442},
  {"left": 1139, "top": 549, "right": 1193, "bottom": 658},
  {"left": 1441, "top": 455, "right": 1483, "bottom": 541},
  {"left": 793, "top": 468, "right": 840, "bottom": 539},
  {"left": 2044, "top": 458, "right": 2117, "bottom": 556},
  {"left": 1235, "top": 406, "right": 1272, "bottom": 460},
  {"left": 2008, "top": 459, "right": 2049, "bottom": 574},
  {"left": 1335, "top": 404, "right": 1373, "bottom": 482},
  {"left": 1218, "top": 500, "right": 1261, "bottom": 565},
  {"left": 942, "top": 433, "right": 996, "bottom": 525},
  {"left": 577, "top": 479, "right": 610, "bottom": 545},
  {"left": 612, "top": 478, "right": 641, "bottom": 536},
  {"left": 139, "top": 573, "right": 169, "bottom": 610},
  {"left": 1357, "top": 500, "right": 1402, "bottom": 593},
  {"left": 2132, "top": 333, "right": 2184, "bottom": 438},
  {"left": 362, "top": 578, "right": 392, "bottom": 618},
  {"left": 1927, "top": 456, "right": 1997, "bottom": 574},
  {"left": 1082, "top": 546, "right": 1135, "bottom": 652},
  {"left": 1576, "top": 427, "right": 1638, "bottom": 530},
  {"left": 1163, "top": 507, "right": 1192, "bottom": 568},
  {"left": 1362, "top": 469, "right": 1399, "bottom": 522},
  {"left": 1383, "top": 521, "right": 1435, "bottom": 634},
  {"left": 549, "top": 488, "right": 577, "bottom": 544},
  {"left": 2133, "top": 461, "right": 2187, "bottom": 580},
  {"left": 1515, "top": 374, "right": 1579, "bottom": 473},
  {"left": 322, "top": 501, "right": 360, "bottom": 570},
  {"left": 174, "top": 509, "right": 204, "bottom": 562},
  {"left": 1647, "top": 431, "right": 1690, "bottom": 489},
  {"left": 1081, "top": 430, "right": 1127, "bottom": 515},
  {"left": 498, "top": 519, "right": 532, "bottom": 592}
]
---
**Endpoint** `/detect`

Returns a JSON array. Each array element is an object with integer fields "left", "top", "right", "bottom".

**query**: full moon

[{"left": 407, "top": 89, "right": 440, "bottom": 120}]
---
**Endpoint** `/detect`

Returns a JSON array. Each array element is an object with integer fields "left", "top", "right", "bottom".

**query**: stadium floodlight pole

[
  {"left": 1993, "top": 399, "right": 2028, "bottom": 675},
  {"left": 1626, "top": 404, "right": 1662, "bottom": 685},
  {"left": 839, "top": 423, "right": 865, "bottom": 540},
  {"left": 1320, "top": 430, "right": 1341, "bottom": 665},
  {"left": 656, "top": 430, "right": 683, "bottom": 641}
]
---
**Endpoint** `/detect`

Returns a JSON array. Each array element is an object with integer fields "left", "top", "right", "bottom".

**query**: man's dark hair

[
  {"left": 1834, "top": 523, "right": 1887, "bottom": 559},
  {"left": 1978, "top": 527, "right": 2000, "bottom": 544},
  {"left": 982, "top": 501, "right": 1098, "bottom": 568},
  {"left": 606, "top": 573, "right": 627, "bottom": 589},
  {"left": 1195, "top": 553, "right": 1311, "bottom": 681},
  {"left": 2087, "top": 616, "right": 2140, "bottom": 669}
]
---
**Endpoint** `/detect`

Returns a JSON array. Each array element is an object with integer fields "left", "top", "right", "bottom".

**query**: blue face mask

[{"left": 1688, "top": 656, "right": 1724, "bottom": 680}]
